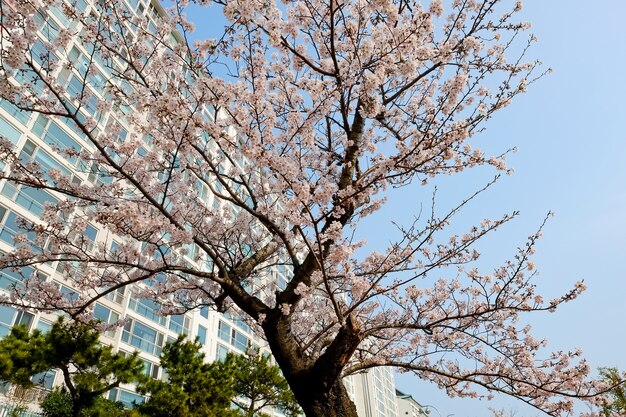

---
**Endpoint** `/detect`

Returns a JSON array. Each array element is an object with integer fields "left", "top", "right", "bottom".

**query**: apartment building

[{"left": 351, "top": 368, "right": 400, "bottom": 417}]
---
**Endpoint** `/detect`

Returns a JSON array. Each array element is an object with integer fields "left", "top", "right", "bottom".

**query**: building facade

[
  {"left": 395, "top": 389, "right": 428, "bottom": 417},
  {"left": 351, "top": 368, "right": 399, "bottom": 417}
]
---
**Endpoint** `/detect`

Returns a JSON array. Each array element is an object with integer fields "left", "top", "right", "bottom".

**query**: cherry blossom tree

[{"left": 0, "top": 0, "right": 612, "bottom": 416}]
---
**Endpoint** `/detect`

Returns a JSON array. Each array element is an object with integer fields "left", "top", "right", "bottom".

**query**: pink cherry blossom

[{"left": 0, "top": 1, "right": 611, "bottom": 416}]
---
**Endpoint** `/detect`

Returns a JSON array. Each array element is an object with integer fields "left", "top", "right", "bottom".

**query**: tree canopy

[
  {"left": 137, "top": 335, "right": 300, "bottom": 417},
  {"left": 230, "top": 351, "right": 301, "bottom": 417},
  {"left": 0, "top": 324, "right": 299, "bottom": 417},
  {"left": 598, "top": 368, "right": 626, "bottom": 417},
  {"left": 40, "top": 389, "right": 137, "bottom": 417},
  {"left": 0, "top": 319, "right": 144, "bottom": 417},
  {"left": 136, "top": 335, "right": 240, "bottom": 417},
  {"left": 0, "top": 0, "right": 611, "bottom": 416}
]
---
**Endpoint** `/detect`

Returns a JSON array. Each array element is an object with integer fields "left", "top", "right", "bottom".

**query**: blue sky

[{"left": 182, "top": 0, "right": 626, "bottom": 415}]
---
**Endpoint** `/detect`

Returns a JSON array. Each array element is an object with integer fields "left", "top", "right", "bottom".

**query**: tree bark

[
  {"left": 261, "top": 303, "right": 361, "bottom": 417},
  {"left": 262, "top": 323, "right": 359, "bottom": 417},
  {"left": 289, "top": 377, "right": 358, "bottom": 417}
]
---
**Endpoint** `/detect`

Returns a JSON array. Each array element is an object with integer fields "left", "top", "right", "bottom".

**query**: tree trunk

[
  {"left": 260, "top": 310, "right": 361, "bottom": 417},
  {"left": 289, "top": 377, "right": 358, "bottom": 417},
  {"left": 71, "top": 402, "right": 80, "bottom": 417}
]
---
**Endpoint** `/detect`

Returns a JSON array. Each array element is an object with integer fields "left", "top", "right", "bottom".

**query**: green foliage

[
  {"left": 0, "top": 320, "right": 300, "bottom": 417},
  {"left": 41, "top": 389, "right": 73, "bottom": 417},
  {"left": 41, "top": 389, "right": 137, "bottom": 417},
  {"left": 0, "top": 324, "right": 48, "bottom": 388},
  {"left": 82, "top": 396, "right": 137, "bottom": 417},
  {"left": 230, "top": 352, "right": 300, "bottom": 417},
  {"left": 136, "top": 335, "right": 240, "bottom": 417},
  {"left": 137, "top": 336, "right": 300, "bottom": 417},
  {"left": 600, "top": 367, "right": 626, "bottom": 416},
  {"left": 0, "top": 318, "right": 145, "bottom": 417}
]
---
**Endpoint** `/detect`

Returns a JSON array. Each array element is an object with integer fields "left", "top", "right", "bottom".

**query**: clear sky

[{"left": 183, "top": 1, "right": 626, "bottom": 415}]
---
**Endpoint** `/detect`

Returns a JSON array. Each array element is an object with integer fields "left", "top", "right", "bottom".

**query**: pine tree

[
  {"left": 0, "top": 319, "right": 144, "bottom": 417},
  {"left": 136, "top": 335, "right": 241, "bottom": 417},
  {"left": 137, "top": 336, "right": 301, "bottom": 417},
  {"left": 231, "top": 351, "right": 301, "bottom": 417}
]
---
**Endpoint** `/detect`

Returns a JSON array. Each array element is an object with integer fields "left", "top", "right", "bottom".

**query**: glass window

[
  {"left": 68, "top": 75, "right": 83, "bottom": 97},
  {"left": 88, "top": 162, "right": 113, "bottom": 185},
  {"left": 133, "top": 321, "right": 157, "bottom": 342},
  {"left": 110, "top": 388, "right": 145, "bottom": 408},
  {"left": 59, "top": 284, "right": 78, "bottom": 301},
  {"left": 217, "top": 321, "right": 230, "bottom": 343},
  {"left": 93, "top": 304, "right": 108, "bottom": 321},
  {"left": 108, "top": 388, "right": 118, "bottom": 401},
  {"left": 118, "top": 390, "right": 145, "bottom": 407},
  {"left": 68, "top": 47, "right": 89, "bottom": 75},
  {"left": 34, "top": 147, "right": 71, "bottom": 178},
  {"left": 277, "top": 272, "right": 288, "bottom": 290},
  {"left": 0, "top": 305, "right": 15, "bottom": 338},
  {"left": 47, "top": 5, "right": 70, "bottom": 28},
  {"left": 0, "top": 266, "right": 28, "bottom": 290},
  {"left": 128, "top": 297, "right": 166, "bottom": 326},
  {"left": 125, "top": 0, "right": 141, "bottom": 11},
  {"left": 84, "top": 94, "right": 98, "bottom": 117},
  {"left": 36, "top": 319, "right": 52, "bottom": 333},
  {"left": 21, "top": 139, "right": 36, "bottom": 156},
  {"left": 0, "top": 209, "right": 20, "bottom": 239},
  {"left": 234, "top": 314, "right": 250, "bottom": 333},
  {"left": 141, "top": 359, "right": 159, "bottom": 379},
  {"left": 1, "top": 182, "right": 59, "bottom": 217},
  {"left": 20, "top": 186, "right": 58, "bottom": 216},
  {"left": 84, "top": 224, "right": 97, "bottom": 241},
  {"left": 0, "top": 115, "right": 21, "bottom": 144},
  {"left": 106, "top": 287, "right": 125, "bottom": 304},
  {"left": 45, "top": 121, "right": 81, "bottom": 152},
  {"left": 33, "top": 9, "right": 60, "bottom": 41},
  {"left": 197, "top": 325, "right": 207, "bottom": 345},
  {"left": 145, "top": 272, "right": 165, "bottom": 287},
  {"left": 19, "top": 141, "right": 71, "bottom": 183},
  {"left": 83, "top": 224, "right": 98, "bottom": 252},
  {"left": 0, "top": 100, "right": 30, "bottom": 126},
  {"left": 0, "top": 210, "right": 36, "bottom": 246},
  {"left": 93, "top": 303, "right": 118, "bottom": 324},
  {"left": 31, "top": 370, "right": 56, "bottom": 390},
  {"left": 168, "top": 315, "right": 188, "bottom": 335},
  {"left": 232, "top": 330, "right": 249, "bottom": 351},
  {"left": 216, "top": 343, "right": 229, "bottom": 361},
  {"left": 32, "top": 115, "right": 48, "bottom": 137},
  {"left": 75, "top": 0, "right": 88, "bottom": 12},
  {"left": 31, "top": 38, "right": 58, "bottom": 65},
  {"left": 121, "top": 319, "right": 163, "bottom": 356},
  {"left": 15, "top": 311, "right": 34, "bottom": 328},
  {"left": 200, "top": 306, "right": 209, "bottom": 319},
  {"left": 14, "top": 70, "right": 46, "bottom": 95},
  {"left": 87, "top": 69, "right": 106, "bottom": 95}
]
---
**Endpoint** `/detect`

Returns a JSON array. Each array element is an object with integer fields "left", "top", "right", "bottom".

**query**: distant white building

[
  {"left": 349, "top": 367, "right": 399, "bottom": 417},
  {"left": 395, "top": 389, "right": 428, "bottom": 417}
]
